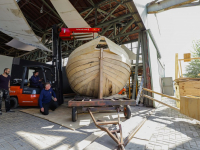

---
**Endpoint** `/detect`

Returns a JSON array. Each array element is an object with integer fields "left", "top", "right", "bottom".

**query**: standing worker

[{"left": 0, "top": 68, "right": 15, "bottom": 115}]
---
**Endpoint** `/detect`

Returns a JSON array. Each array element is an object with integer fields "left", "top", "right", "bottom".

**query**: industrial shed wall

[
  {"left": 133, "top": 0, "right": 165, "bottom": 107},
  {"left": 0, "top": 55, "right": 13, "bottom": 74}
]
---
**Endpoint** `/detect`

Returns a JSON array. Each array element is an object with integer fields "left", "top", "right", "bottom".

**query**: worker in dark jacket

[
  {"left": 39, "top": 82, "right": 58, "bottom": 115},
  {"left": 30, "top": 71, "right": 43, "bottom": 90},
  {"left": 0, "top": 68, "right": 15, "bottom": 115}
]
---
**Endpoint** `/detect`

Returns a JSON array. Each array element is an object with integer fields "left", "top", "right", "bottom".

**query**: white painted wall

[
  {"left": 0, "top": 55, "right": 13, "bottom": 75},
  {"left": 133, "top": 0, "right": 164, "bottom": 107}
]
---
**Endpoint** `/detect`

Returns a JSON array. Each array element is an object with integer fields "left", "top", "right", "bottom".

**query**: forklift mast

[
  {"left": 52, "top": 25, "right": 64, "bottom": 105},
  {"left": 52, "top": 25, "right": 101, "bottom": 105}
]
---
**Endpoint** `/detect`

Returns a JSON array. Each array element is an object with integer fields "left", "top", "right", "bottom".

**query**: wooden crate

[
  {"left": 179, "top": 81, "right": 200, "bottom": 97},
  {"left": 184, "top": 53, "right": 191, "bottom": 62},
  {"left": 180, "top": 96, "right": 200, "bottom": 121},
  {"left": 174, "top": 84, "right": 180, "bottom": 108}
]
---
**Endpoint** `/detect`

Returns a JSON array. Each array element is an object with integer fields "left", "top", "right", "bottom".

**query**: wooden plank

[
  {"left": 94, "top": 75, "right": 99, "bottom": 97},
  {"left": 143, "top": 94, "right": 180, "bottom": 111},
  {"left": 66, "top": 51, "right": 100, "bottom": 67},
  {"left": 81, "top": 84, "right": 89, "bottom": 96},
  {"left": 103, "top": 61, "right": 130, "bottom": 76},
  {"left": 68, "top": 100, "right": 136, "bottom": 107},
  {"left": 143, "top": 88, "right": 180, "bottom": 101},
  {"left": 104, "top": 58, "right": 130, "bottom": 72},
  {"left": 174, "top": 84, "right": 180, "bottom": 108},
  {"left": 68, "top": 62, "right": 99, "bottom": 77},
  {"left": 103, "top": 73, "right": 124, "bottom": 89},
  {"left": 180, "top": 96, "right": 200, "bottom": 121},
  {"left": 103, "top": 51, "right": 131, "bottom": 67},
  {"left": 69, "top": 37, "right": 101, "bottom": 57},
  {"left": 104, "top": 77, "right": 109, "bottom": 96},
  {"left": 175, "top": 53, "right": 179, "bottom": 79},
  {"left": 98, "top": 48, "right": 103, "bottom": 99},
  {"left": 75, "top": 73, "right": 98, "bottom": 90},
  {"left": 103, "top": 68, "right": 128, "bottom": 86},
  {"left": 70, "top": 70, "right": 99, "bottom": 87},
  {"left": 179, "top": 60, "right": 183, "bottom": 78},
  {"left": 67, "top": 57, "right": 99, "bottom": 72},
  {"left": 186, "top": 95, "right": 200, "bottom": 98},
  {"left": 104, "top": 65, "right": 128, "bottom": 78},
  {"left": 103, "top": 76, "right": 106, "bottom": 97},
  {"left": 69, "top": 66, "right": 99, "bottom": 83},
  {"left": 179, "top": 81, "right": 200, "bottom": 97},
  {"left": 112, "top": 83, "right": 116, "bottom": 95},
  {"left": 184, "top": 53, "right": 191, "bottom": 62},
  {"left": 179, "top": 57, "right": 200, "bottom": 61},
  {"left": 69, "top": 47, "right": 96, "bottom": 60},
  {"left": 86, "top": 79, "right": 93, "bottom": 96},
  {"left": 108, "top": 80, "right": 112, "bottom": 95}
]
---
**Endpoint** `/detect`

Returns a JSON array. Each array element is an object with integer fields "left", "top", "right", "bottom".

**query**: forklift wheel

[
  {"left": 10, "top": 97, "right": 18, "bottom": 109},
  {"left": 72, "top": 107, "right": 78, "bottom": 122},
  {"left": 124, "top": 105, "right": 131, "bottom": 119}
]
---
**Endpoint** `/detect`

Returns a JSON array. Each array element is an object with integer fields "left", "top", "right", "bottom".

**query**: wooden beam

[
  {"left": 143, "top": 94, "right": 180, "bottom": 111},
  {"left": 175, "top": 53, "right": 179, "bottom": 79},
  {"left": 143, "top": 88, "right": 180, "bottom": 102},
  {"left": 99, "top": 48, "right": 103, "bottom": 99},
  {"left": 179, "top": 60, "right": 183, "bottom": 78}
]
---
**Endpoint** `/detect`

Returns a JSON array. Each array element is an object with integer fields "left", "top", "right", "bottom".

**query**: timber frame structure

[{"left": 0, "top": 0, "right": 144, "bottom": 62}]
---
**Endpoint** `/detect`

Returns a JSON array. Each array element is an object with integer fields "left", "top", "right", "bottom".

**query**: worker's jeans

[
  {"left": 0, "top": 89, "right": 10, "bottom": 112},
  {"left": 40, "top": 100, "right": 58, "bottom": 115}
]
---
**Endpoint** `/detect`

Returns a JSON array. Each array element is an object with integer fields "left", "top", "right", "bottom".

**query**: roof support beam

[
  {"left": 80, "top": 0, "right": 111, "bottom": 14},
  {"left": 97, "top": 8, "right": 116, "bottom": 19},
  {"left": 111, "top": 29, "right": 140, "bottom": 39},
  {"left": 121, "top": 39, "right": 138, "bottom": 45},
  {"left": 100, "top": 3, "right": 121, "bottom": 23},
  {"left": 41, "top": 0, "right": 65, "bottom": 24},
  {"left": 147, "top": 0, "right": 196, "bottom": 14},
  {"left": 95, "top": 13, "right": 136, "bottom": 27},
  {"left": 118, "top": 19, "right": 135, "bottom": 35},
  {"left": 101, "top": 24, "right": 113, "bottom": 35},
  {"left": 119, "top": 26, "right": 138, "bottom": 44},
  {"left": 84, "top": 8, "right": 94, "bottom": 19}
]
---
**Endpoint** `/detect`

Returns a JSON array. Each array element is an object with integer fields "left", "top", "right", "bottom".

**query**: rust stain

[{"left": 10, "top": 9, "right": 23, "bottom": 18}]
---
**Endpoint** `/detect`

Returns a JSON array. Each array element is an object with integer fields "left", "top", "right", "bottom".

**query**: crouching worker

[{"left": 39, "top": 82, "right": 58, "bottom": 115}]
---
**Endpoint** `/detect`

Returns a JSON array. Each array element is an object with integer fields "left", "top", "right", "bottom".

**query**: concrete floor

[{"left": 1, "top": 98, "right": 200, "bottom": 150}]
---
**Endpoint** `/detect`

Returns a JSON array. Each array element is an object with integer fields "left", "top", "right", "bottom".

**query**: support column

[
  {"left": 132, "top": 33, "right": 141, "bottom": 99},
  {"left": 143, "top": 31, "right": 153, "bottom": 107},
  {"left": 52, "top": 25, "right": 64, "bottom": 105}
]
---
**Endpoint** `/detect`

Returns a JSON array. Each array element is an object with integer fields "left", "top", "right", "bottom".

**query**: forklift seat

[{"left": 23, "top": 79, "right": 41, "bottom": 94}]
